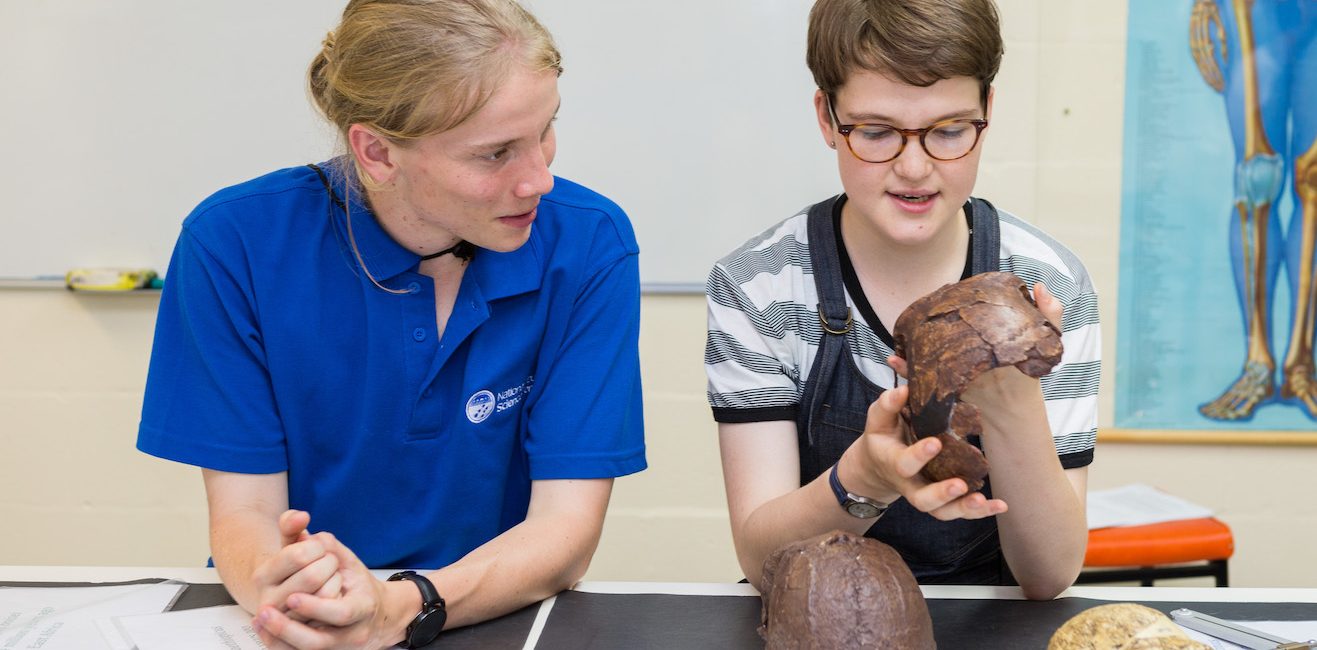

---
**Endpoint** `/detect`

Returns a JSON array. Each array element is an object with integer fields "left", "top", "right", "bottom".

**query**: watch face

[
  {"left": 410, "top": 608, "right": 447, "bottom": 647},
  {"left": 845, "top": 500, "right": 884, "bottom": 519}
]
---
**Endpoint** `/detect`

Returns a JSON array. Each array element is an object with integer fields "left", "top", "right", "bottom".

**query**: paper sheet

[
  {"left": 0, "top": 582, "right": 184, "bottom": 650},
  {"left": 1179, "top": 620, "right": 1317, "bottom": 649},
  {"left": 1086, "top": 483, "right": 1215, "bottom": 529},
  {"left": 115, "top": 605, "right": 267, "bottom": 650}
]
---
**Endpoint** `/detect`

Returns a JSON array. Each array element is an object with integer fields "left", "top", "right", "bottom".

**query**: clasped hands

[
  {"left": 248, "top": 510, "right": 412, "bottom": 650},
  {"left": 845, "top": 282, "right": 1063, "bottom": 521}
]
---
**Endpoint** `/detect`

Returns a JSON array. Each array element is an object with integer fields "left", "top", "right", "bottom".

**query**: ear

[
  {"left": 347, "top": 123, "right": 398, "bottom": 185},
  {"left": 813, "top": 89, "right": 837, "bottom": 149}
]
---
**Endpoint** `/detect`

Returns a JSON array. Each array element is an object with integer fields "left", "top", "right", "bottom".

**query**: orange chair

[{"left": 1076, "top": 517, "right": 1235, "bottom": 587}]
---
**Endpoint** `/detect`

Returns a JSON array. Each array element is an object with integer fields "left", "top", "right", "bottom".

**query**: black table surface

[{"left": 5, "top": 579, "right": 1317, "bottom": 649}]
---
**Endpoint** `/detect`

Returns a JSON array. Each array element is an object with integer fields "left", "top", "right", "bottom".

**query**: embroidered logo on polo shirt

[
  {"left": 495, "top": 376, "right": 535, "bottom": 414},
  {"left": 465, "top": 390, "right": 496, "bottom": 423},
  {"left": 465, "top": 377, "right": 535, "bottom": 424}
]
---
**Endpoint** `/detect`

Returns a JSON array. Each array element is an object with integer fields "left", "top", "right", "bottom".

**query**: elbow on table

[
  {"left": 1019, "top": 583, "right": 1065, "bottom": 601},
  {"left": 513, "top": 553, "right": 592, "bottom": 605},
  {"left": 732, "top": 542, "right": 766, "bottom": 592},
  {"left": 558, "top": 553, "right": 593, "bottom": 591},
  {"left": 550, "top": 533, "right": 605, "bottom": 593},
  {"left": 1017, "top": 570, "right": 1079, "bottom": 601},
  {"left": 739, "top": 565, "right": 764, "bottom": 593}
]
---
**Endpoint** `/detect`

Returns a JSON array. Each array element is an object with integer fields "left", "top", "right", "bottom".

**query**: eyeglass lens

[{"left": 848, "top": 122, "right": 981, "bottom": 162}]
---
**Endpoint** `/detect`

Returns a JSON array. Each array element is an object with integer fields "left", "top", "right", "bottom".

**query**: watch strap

[
  {"left": 828, "top": 463, "right": 888, "bottom": 519},
  {"left": 827, "top": 462, "right": 850, "bottom": 506},
  {"left": 387, "top": 570, "right": 446, "bottom": 648}
]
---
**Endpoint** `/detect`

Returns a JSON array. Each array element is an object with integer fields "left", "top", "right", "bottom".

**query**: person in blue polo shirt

[{"left": 136, "top": 1, "right": 645, "bottom": 647}]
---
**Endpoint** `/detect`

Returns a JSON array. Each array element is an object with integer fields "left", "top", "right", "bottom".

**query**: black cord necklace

[
  {"left": 308, "top": 163, "right": 476, "bottom": 263},
  {"left": 420, "top": 240, "right": 476, "bottom": 261}
]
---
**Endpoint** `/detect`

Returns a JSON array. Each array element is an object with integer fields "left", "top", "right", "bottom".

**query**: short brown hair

[{"left": 806, "top": 0, "right": 1003, "bottom": 105}]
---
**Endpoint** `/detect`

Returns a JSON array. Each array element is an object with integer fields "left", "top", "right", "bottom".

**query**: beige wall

[
  {"left": 3, "top": 0, "right": 1316, "bottom": 587},
  {"left": 5, "top": 293, "right": 1317, "bottom": 586}
]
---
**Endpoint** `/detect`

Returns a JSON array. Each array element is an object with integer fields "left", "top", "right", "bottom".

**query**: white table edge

[{"left": 2, "top": 567, "right": 1316, "bottom": 604}]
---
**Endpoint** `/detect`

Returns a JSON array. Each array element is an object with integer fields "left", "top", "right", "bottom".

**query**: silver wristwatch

[{"left": 828, "top": 463, "right": 889, "bottom": 519}]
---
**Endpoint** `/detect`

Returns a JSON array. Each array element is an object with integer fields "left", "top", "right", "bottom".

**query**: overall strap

[
  {"left": 968, "top": 197, "right": 1002, "bottom": 275},
  {"left": 800, "top": 196, "right": 851, "bottom": 446},
  {"left": 807, "top": 196, "right": 852, "bottom": 334}
]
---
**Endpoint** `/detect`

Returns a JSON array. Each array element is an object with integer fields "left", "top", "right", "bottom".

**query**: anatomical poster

[{"left": 1116, "top": 0, "right": 1317, "bottom": 431}]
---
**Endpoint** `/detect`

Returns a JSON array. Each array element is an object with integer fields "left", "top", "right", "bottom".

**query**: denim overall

[{"left": 796, "top": 195, "right": 1014, "bottom": 585}]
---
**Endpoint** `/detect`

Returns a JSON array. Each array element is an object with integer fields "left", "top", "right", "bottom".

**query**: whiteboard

[
  {"left": 529, "top": 0, "right": 839, "bottom": 287},
  {"left": 0, "top": 2, "right": 340, "bottom": 279},
  {"left": 0, "top": 1, "right": 837, "bottom": 286}
]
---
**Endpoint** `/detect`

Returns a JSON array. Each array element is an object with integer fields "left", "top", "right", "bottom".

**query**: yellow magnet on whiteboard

[{"left": 65, "top": 268, "right": 159, "bottom": 291}]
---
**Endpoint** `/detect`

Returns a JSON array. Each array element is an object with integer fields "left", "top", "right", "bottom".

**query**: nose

[
  {"left": 515, "top": 144, "right": 555, "bottom": 199},
  {"left": 890, "top": 136, "right": 934, "bottom": 180}
]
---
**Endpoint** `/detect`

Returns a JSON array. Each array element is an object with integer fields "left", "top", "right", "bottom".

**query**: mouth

[
  {"left": 889, "top": 191, "right": 937, "bottom": 204},
  {"left": 498, "top": 207, "right": 538, "bottom": 227}
]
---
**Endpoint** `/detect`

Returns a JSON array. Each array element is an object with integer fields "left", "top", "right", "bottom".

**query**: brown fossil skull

[
  {"left": 759, "top": 530, "right": 935, "bottom": 650},
  {"left": 892, "top": 271, "right": 1063, "bottom": 490}
]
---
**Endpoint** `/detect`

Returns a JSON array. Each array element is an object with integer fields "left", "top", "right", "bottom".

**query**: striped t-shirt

[{"left": 704, "top": 197, "right": 1100, "bottom": 468}]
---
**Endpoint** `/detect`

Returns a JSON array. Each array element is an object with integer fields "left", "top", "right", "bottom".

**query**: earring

[{"left": 829, "top": 141, "right": 836, "bottom": 148}]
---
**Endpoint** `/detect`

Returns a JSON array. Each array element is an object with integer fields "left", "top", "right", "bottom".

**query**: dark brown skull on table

[
  {"left": 759, "top": 530, "right": 935, "bottom": 650},
  {"left": 892, "top": 271, "right": 1063, "bottom": 491}
]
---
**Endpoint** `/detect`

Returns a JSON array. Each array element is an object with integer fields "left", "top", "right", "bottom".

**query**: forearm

[
  {"left": 210, "top": 507, "right": 287, "bottom": 613},
  {"left": 719, "top": 393, "right": 990, "bottom": 590},
  {"left": 991, "top": 458, "right": 1086, "bottom": 599},
  {"left": 202, "top": 469, "right": 307, "bottom": 615},
  {"left": 732, "top": 460, "right": 878, "bottom": 588},
  {"left": 977, "top": 386, "right": 1086, "bottom": 599},
  {"left": 425, "top": 480, "right": 611, "bottom": 629}
]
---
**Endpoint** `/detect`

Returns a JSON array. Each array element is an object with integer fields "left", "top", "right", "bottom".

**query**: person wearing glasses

[
  {"left": 705, "top": 0, "right": 1099, "bottom": 599},
  {"left": 136, "top": 1, "right": 645, "bottom": 647}
]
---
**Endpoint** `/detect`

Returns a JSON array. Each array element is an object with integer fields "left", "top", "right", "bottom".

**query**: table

[{"left": 4, "top": 566, "right": 1317, "bottom": 648}]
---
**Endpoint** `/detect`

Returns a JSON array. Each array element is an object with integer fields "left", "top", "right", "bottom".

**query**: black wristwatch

[
  {"left": 387, "top": 570, "right": 447, "bottom": 648},
  {"left": 828, "top": 463, "right": 889, "bottom": 519}
]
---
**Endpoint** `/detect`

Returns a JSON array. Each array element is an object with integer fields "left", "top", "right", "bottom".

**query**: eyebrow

[
  {"left": 843, "top": 107, "right": 982, "bottom": 125},
  {"left": 469, "top": 102, "right": 562, "bottom": 152}
]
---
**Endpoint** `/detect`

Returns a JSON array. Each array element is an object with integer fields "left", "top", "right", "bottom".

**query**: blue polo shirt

[{"left": 138, "top": 161, "right": 646, "bottom": 569}]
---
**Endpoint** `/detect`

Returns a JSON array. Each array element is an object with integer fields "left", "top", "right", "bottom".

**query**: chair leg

[{"left": 1211, "top": 559, "right": 1229, "bottom": 587}]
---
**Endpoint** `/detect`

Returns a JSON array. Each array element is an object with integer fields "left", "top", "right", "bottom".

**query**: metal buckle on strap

[{"left": 817, "top": 306, "right": 853, "bottom": 335}]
